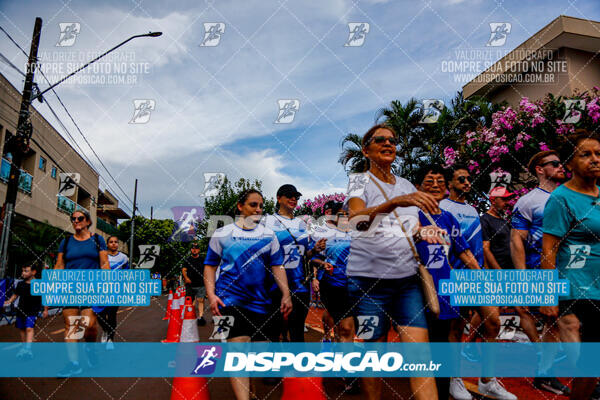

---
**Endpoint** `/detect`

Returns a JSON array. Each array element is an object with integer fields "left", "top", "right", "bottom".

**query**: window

[
  {"left": 51, "top": 166, "right": 57, "bottom": 179},
  {"left": 39, "top": 156, "right": 46, "bottom": 171}
]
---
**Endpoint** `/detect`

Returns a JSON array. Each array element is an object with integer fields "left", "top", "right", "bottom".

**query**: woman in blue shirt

[
  {"left": 204, "top": 190, "right": 292, "bottom": 400},
  {"left": 55, "top": 209, "right": 109, "bottom": 377},
  {"left": 541, "top": 131, "right": 600, "bottom": 400}
]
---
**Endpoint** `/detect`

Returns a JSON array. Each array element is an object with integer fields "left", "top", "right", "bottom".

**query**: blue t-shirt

[
  {"left": 310, "top": 224, "right": 351, "bottom": 288},
  {"left": 543, "top": 185, "right": 600, "bottom": 300},
  {"left": 264, "top": 214, "right": 313, "bottom": 293},
  {"left": 108, "top": 252, "right": 129, "bottom": 270},
  {"left": 204, "top": 223, "right": 284, "bottom": 314},
  {"left": 511, "top": 187, "right": 551, "bottom": 268},
  {"left": 440, "top": 199, "right": 484, "bottom": 268},
  {"left": 58, "top": 234, "right": 107, "bottom": 269},
  {"left": 417, "top": 211, "right": 469, "bottom": 320}
]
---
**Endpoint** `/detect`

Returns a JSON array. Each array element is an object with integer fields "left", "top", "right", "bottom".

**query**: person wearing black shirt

[
  {"left": 481, "top": 186, "right": 514, "bottom": 269},
  {"left": 4, "top": 264, "right": 44, "bottom": 359},
  {"left": 182, "top": 242, "right": 206, "bottom": 326}
]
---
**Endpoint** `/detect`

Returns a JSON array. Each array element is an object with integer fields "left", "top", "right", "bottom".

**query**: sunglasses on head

[
  {"left": 540, "top": 160, "right": 562, "bottom": 168},
  {"left": 457, "top": 176, "right": 471, "bottom": 183},
  {"left": 369, "top": 136, "right": 398, "bottom": 146},
  {"left": 70, "top": 216, "right": 85, "bottom": 223}
]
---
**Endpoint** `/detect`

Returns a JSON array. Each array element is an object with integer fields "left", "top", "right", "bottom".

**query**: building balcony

[
  {"left": 57, "top": 195, "right": 88, "bottom": 215},
  {"left": 0, "top": 158, "right": 33, "bottom": 194},
  {"left": 96, "top": 217, "right": 119, "bottom": 236}
]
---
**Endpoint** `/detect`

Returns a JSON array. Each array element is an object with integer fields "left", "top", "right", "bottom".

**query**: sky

[{"left": 0, "top": 0, "right": 599, "bottom": 220}]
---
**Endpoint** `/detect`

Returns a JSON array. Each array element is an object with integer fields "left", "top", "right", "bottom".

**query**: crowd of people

[
  {"left": 197, "top": 124, "right": 600, "bottom": 400},
  {"left": 3, "top": 122, "right": 599, "bottom": 400}
]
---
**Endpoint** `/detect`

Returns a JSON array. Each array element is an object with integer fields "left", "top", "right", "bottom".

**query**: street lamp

[
  {"left": 32, "top": 31, "right": 162, "bottom": 101},
  {"left": 0, "top": 24, "right": 162, "bottom": 279}
]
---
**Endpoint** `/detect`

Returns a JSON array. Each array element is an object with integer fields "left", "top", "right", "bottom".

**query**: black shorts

[
  {"left": 558, "top": 299, "right": 600, "bottom": 342},
  {"left": 217, "top": 306, "right": 270, "bottom": 341},
  {"left": 320, "top": 281, "right": 353, "bottom": 323}
]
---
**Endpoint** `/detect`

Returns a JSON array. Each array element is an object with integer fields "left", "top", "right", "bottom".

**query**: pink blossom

[
  {"left": 539, "top": 142, "right": 550, "bottom": 151},
  {"left": 443, "top": 147, "right": 457, "bottom": 168},
  {"left": 467, "top": 160, "right": 479, "bottom": 172},
  {"left": 515, "top": 142, "right": 524, "bottom": 151},
  {"left": 587, "top": 98, "right": 600, "bottom": 122}
]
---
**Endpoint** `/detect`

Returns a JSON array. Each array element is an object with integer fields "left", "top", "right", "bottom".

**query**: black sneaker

[
  {"left": 262, "top": 377, "right": 280, "bottom": 385},
  {"left": 57, "top": 361, "right": 82, "bottom": 378},
  {"left": 533, "top": 377, "right": 571, "bottom": 395},
  {"left": 197, "top": 317, "right": 206, "bottom": 326},
  {"left": 85, "top": 345, "right": 98, "bottom": 368},
  {"left": 590, "top": 381, "right": 600, "bottom": 400},
  {"left": 342, "top": 377, "right": 360, "bottom": 395}
]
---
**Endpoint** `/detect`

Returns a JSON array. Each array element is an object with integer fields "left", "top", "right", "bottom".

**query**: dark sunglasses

[
  {"left": 457, "top": 176, "right": 471, "bottom": 183},
  {"left": 369, "top": 136, "right": 398, "bottom": 146},
  {"left": 70, "top": 216, "right": 85, "bottom": 223},
  {"left": 540, "top": 160, "right": 562, "bottom": 168}
]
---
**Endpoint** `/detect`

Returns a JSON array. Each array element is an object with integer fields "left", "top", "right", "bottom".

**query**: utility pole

[
  {"left": 150, "top": 206, "right": 153, "bottom": 221},
  {"left": 129, "top": 179, "right": 137, "bottom": 267},
  {"left": 0, "top": 18, "right": 42, "bottom": 279}
]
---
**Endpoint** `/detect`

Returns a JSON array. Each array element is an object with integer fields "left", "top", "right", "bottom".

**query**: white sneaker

[
  {"left": 106, "top": 338, "right": 114, "bottom": 351},
  {"left": 449, "top": 377, "right": 472, "bottom": 400},
  {"left": 100, "top": 332, "right": 108, "bottom": 343},
  {"left": 478, "top": 378, "right": 517, "bottom": 400}
]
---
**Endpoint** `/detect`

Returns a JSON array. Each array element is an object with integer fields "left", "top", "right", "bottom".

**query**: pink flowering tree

[
  {"left": 295, "top": 193, "right": 347, "bottom": 217},
  {"left": 442, "top": 88, "right": 600, "bottom": 200}
]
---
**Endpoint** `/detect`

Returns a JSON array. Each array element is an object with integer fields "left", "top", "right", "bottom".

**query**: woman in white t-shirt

[{"left": 346, "top": 124, "right": 444, "bottom": 400}]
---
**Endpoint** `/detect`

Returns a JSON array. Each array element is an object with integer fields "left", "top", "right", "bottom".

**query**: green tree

[
  {"left": 338, "top": 92, "right": 501, "bottom": 181},
  {"left": 8, "top": 216, "right": 67, "bottom": 277},
  {"left": 118, "top": 217, "right": 188, "bottom": 278}
]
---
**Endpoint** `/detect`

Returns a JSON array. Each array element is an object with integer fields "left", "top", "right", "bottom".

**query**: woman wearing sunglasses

[
  {"left": 541, "top": 131, "right": 600, "bottom": 400},
  {"left": 204, "top": 189, "right": 292, "bottom": 400},
  {"left": 54, "top": 209, "right": 109, "bottom": 377},
  {"left": 345, "top": 124, "right": 445, "bottom": 400}
]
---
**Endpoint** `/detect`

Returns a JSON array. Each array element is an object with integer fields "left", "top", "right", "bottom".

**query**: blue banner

[
  {"left": 30, "top": 269, "right": 161, "bottom": 306},
  {"left": 1, "top": 342, "right": 599, "bottom": 377},
  {"left": 438, "top": 269, "right": 570, "bottom": 306}
]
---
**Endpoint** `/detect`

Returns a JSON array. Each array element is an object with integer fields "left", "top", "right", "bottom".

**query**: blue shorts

[
  {"left": 15, "top": 315, "right": 37, "bottom": 329},
  {"left": 347, "top": 274, "right": 428, "bottom": 341}
]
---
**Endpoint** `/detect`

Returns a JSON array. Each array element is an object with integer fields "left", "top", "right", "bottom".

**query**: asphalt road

[{"left": 0, "top": 294, "right": 413, "bottom": 400}]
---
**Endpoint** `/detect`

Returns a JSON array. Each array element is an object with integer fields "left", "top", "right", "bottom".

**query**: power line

[
  {"left": 0, "top": 51, "right": 25, "bottom": 77},
  {"left": 0, "top": 24, "right": 141, "bottom": 216}
]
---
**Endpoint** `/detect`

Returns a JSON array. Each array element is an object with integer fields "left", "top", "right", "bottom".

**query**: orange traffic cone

[
  {"left": 180, "top": 297, "right": 199, "bottom": 343},
  {"left": 170, "top": 377, "right": 210, "bottom": 400},
  {"left": 280, "top": 377, "right": 326, "bottom": 400},
  {"left": 163, "top": 290, "right": 174, "bottom": 320},
  {"left": 162, "top": 292, "right": 183, "bottom": 343}
]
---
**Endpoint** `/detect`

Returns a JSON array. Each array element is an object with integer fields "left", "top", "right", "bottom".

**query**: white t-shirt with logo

[{"left": 344, "top": 172, "right": 420, "bottom": 279}]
